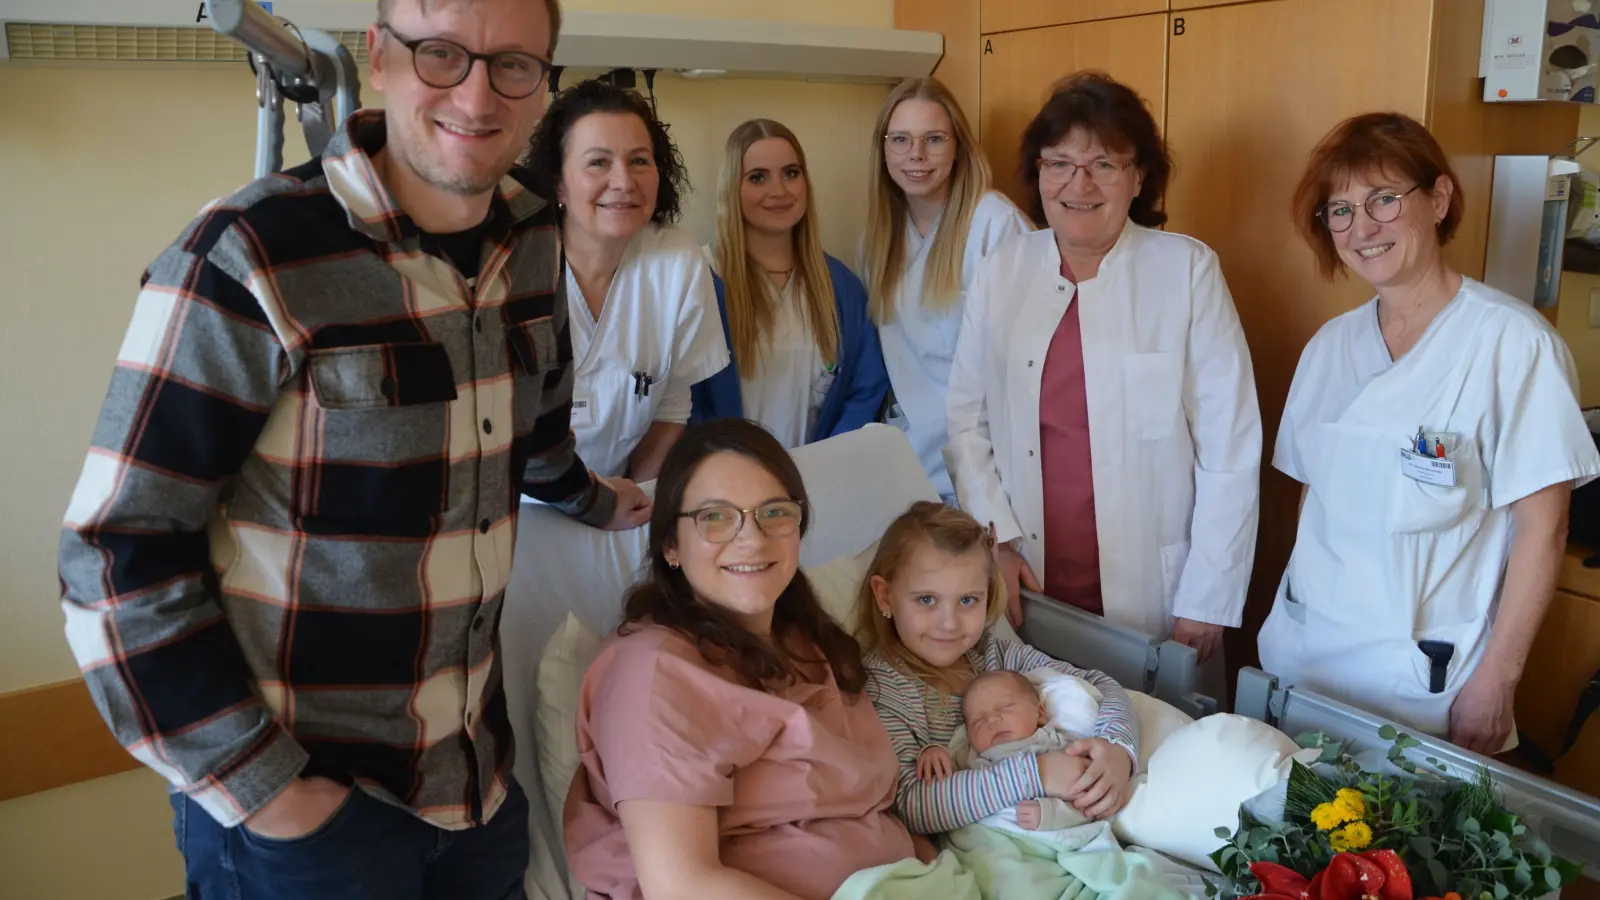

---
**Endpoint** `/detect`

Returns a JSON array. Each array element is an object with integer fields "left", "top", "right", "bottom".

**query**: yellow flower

[
  {"left": 1311, "top": 801, "right": 1354, "bottom": 831},
  {"left": 1329, "top": 821, "right": 1374, "bottom": 852},
  {"left": 1334, "top": 788, "right": 1367, "bottom": 819}
]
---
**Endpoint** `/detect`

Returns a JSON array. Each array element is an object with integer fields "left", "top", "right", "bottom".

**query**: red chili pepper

[
  {"left": 1250, "top": 862, "right": 1312, "bottom": 898},
  {"left": 1358, "top": 850, "right": 1413, "bottom": 900}
]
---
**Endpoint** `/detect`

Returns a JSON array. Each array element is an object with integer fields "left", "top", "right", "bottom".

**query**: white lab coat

[
  {"left": 1260, "top": 277, "right": 1600, "bottom": 739},
  {"left": 944, "top": 223, "right": 1262, "bottom": 638},
  {"left": 869, "top": 191, "right": 1033, "bottom": 498},
  {"left": 566, "top": 223, "right": 729, "bottom": 478}
]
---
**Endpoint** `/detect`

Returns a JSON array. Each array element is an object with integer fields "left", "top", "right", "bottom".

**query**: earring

[
  {"left": 666, "top": 556, "right": 679, "bottom": 569},
  {"left": 881, "top": 610, "right": 892, "bottom": 619}
]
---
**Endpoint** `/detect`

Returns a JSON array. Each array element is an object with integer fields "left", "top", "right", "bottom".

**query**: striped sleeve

[
  {"left": 58, "top": 239, "right": 309, "bottom": 826},
  {"left": 519, "top": 265, "right": 616, "bottom": 527},
  {"left": 994, "top": 636, "right": 1140, "bottom": 766},
  {"left": 864, "top": 660, "right": 1044, "bottom": 834}
]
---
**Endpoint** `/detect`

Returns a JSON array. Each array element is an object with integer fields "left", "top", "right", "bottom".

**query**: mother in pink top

[
  {"left": 564, "top": 418, "right": 917, "bottom": 900},
  {"left": 944, "top": 71, "right": 1261, "bottom": 678}
]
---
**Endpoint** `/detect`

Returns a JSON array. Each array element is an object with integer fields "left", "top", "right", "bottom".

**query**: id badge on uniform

[
  {"left": 1399, "top": 430, "right": 1458, "bottom": 488},
  {"left": 570, "top": 395, "right": 595, "bottom": 429}
]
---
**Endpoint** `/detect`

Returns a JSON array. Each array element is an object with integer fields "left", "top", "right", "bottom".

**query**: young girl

[
  {"left": 856, "top": 501, "right": 1138, "bottom": 837},
  {"left": 690, "top": 119, "right": 889, "bottom": 448},
  {"left": 859, "top": 78, "right": 1033, "bottom": 502}
]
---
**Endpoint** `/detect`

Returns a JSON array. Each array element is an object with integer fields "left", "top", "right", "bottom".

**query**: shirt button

[
  {"left": 1057, "top": 284, "right": 1066, "bottom": 292},
  {"left": 1027, "top": 360, "right": 1035, "bottom": 367},
  {"left": 482, "top": 418, "right": 493, "bottom": 434},
  {"left": 479, "top": 518, "right": 491, "bottom": 534},
  {"left": 1032, "top": 533, "right": 1039, "bottom": 541},
  {"left": 379, "top": 377, "right": 396, "bottom": 398},
  {"left": 1029, "top": 450, "right": 1035, "bottom": 457}
]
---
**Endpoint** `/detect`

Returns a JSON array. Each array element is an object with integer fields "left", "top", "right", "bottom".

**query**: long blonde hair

[
  {"left": 863, "top": 77, "right": 992, "bottom": 324},
  {"left": 855, "top": 501, "right": 1006, "bottom": 694},
  {"left": 714, "top": 119, "right": 839, "bottom": 378}
]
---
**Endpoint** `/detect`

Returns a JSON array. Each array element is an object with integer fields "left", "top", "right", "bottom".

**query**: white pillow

[
  {"left": 1113, "top": 713, "right": 1318, "bottom": 871},
  {"left": 802, "top": 540, "right": 878, "bottom": 635},
  {"left": 534, "top": 613, "right": 605, "bottom": 846}
]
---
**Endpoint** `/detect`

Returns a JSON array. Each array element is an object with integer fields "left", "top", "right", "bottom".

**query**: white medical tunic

[
  {"left": 737, "top": 277, "right": 830, "bottom": 450},
  {"left": 1260, "top": 277, "right": 1600, "bottom": 739},
  {"left": 868, "top": 191, "right": 1032, "bottom": 498},
  {"left": 566, "top": 223, "right": 729, "bottom": 478}
]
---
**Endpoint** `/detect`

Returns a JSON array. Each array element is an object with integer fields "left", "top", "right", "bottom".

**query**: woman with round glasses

[
  {"left": 564, "top": 419, "right": 917, "bottom": 899},
  {"left": 859, "top": 77, "right": 1033, "bottom": 506},
  {"left": 1261, "top": 112, "right": 1599, "bottom": 754},
  {"left": 945, "top": 71, "right": 1261, "bottom": 672},
  {"left": 522, "top": 80, "right": 729, "bottom": 482}
]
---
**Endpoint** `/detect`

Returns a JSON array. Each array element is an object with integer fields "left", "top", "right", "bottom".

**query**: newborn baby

[{"left": 917, "top": 670, "right": 1090, "bottom": 831}]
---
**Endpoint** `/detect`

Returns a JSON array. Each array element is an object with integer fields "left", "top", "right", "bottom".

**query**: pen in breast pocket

[{"left": 1414, "top": 427, "right": 1428, "bottom": 455}]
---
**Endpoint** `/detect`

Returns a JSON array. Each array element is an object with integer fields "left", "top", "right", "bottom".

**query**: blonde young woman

[
  {"left": 691, "top": 119, "right": 888, "bottom": 447},
  {"left": 860, "top": 77, "right": 1033, "bottom": 501}
]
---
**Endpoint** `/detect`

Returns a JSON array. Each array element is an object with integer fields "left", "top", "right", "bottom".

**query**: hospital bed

[{"left": 499, "top": 424, "right": 1598, "bottom": 899}]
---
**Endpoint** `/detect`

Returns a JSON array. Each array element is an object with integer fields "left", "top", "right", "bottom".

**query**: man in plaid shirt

[{"left": 55, "top": 0, "right": 646, "bottom": 896}]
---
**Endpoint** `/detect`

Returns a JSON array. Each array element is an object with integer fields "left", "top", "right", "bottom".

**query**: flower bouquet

[{"left": 1206, "top": 726, "right": 1586, "bottom": 900}]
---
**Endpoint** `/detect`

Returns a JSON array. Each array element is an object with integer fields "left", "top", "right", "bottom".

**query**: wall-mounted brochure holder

[{"left": 1485, "top": 141, "right": 1596, "bottom": 307}]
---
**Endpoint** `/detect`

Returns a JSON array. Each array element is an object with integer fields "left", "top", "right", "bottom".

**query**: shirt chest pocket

[
  {"left": 1389, "top": 438, "right": 1487, "bottom": 535},
  {"left": 303, "top": 342, "right": 458, "bottom": 523},
  {"left": 505, "top": 315, "right": 562, "bottom": 433},
  {"left": 1123, "top": 351, "right": 1183, "bottom": 441}
]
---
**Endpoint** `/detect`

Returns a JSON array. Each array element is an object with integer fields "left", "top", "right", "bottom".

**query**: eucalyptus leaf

[
  {"left": 1545, "top": 868, "right": 1562, "bottom": 890},
  {"left": 1379, "top": 724, "right": 1398, "bottom": 741},
  {"left": 1427, "top": 859, "right": 1450, "bottom": 890},
  {"left": 1494, "top": 882, "right": 1509, "bottom": 900},
  {"left": 1410, "top": 836, "right": 1435, "bottom": 858},
  {"left": 1462, "top": 817, "right": 1481, "bottom": 835},
  {"left": 1215, "top": 827, "right": 1232, "bottom": 839}
]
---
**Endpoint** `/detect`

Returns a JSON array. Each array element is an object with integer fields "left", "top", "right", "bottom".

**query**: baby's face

[{"left": 963, "top": 676, "right": 1045, "bottom": 754}]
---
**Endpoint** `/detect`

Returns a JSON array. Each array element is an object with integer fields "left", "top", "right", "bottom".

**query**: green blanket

[{"left": 830, "top": 825, "right": 1190, "bottom": 900}]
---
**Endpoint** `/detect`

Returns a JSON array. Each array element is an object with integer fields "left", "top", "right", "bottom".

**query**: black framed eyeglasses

[
  {"left": 1317, "top": 184, "right": 1422, "bottom": 233},
  {"left": 380, "top": 24, "right": 551, "bottom": 100},
  {"left": 678, "top": 500, "right": 804, "bottom": 544}
]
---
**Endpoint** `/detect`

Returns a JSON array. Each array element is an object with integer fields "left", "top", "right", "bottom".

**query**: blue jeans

[{"left": 170, "top": 780, "right": 529, "bottom": 900}]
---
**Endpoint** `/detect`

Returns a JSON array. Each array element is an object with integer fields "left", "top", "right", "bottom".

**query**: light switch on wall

[{"left": 1589, "top": 287, "right": 1600, "bottom": 328}]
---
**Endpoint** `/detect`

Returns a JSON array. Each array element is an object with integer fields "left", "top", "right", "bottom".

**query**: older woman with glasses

[
  {"left": 1261, "top": 112, "right": 1600, "bottom": 754},
  {"left": 945, "top": 72, "right": 1262, "bottom": 684}
]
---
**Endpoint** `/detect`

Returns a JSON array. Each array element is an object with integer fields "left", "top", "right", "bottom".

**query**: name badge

[
  {"left": 570, "top": 395, "right": 595, "bottom": 429},
  {"left": 1399, "top": 448, "right": 1456, "bottom": 487}
]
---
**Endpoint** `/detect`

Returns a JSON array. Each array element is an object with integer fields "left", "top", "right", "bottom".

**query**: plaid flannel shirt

[{"left": 58, "top": 110, "right": 615, "bottom": 830}]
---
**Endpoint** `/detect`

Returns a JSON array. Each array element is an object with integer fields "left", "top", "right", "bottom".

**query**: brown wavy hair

[
  {"left": 1017, "top": 70, "right": 1172, "bottom": 229},
  {"left": 621, "top": 419, "right": 866, "bottom": 693}
]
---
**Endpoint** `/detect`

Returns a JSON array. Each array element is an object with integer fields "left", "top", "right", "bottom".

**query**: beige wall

[{"left": 0, "top": 0, "right": 893, "bottom": 896}]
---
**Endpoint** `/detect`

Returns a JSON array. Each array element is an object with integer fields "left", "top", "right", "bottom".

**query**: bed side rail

[
  {"left": 1235, "top": 668, "right": 1600, "bottom": 878},
  {"left": 1019, "top": 590, "right": 1218, "bottom": 719}
]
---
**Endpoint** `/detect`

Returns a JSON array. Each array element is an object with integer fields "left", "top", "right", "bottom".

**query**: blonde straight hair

[
  {"left": 854, "top": 501, "right": 1006, "bottom": 697},
  {"left": 863, "top": 77, "right": 993, "bottom": 324},
  {"left": 714, "top": 119, "right": 840, "bottom": 378}
]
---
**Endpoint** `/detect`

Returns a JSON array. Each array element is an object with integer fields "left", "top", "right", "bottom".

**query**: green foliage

[{"left": 1208, "top": 732, "right": 1586, "bottom": 900}]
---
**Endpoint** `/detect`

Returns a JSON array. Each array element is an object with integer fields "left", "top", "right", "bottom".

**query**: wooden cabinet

[
  {"left": 1513, "top": 554, "right": 1600, "bottom": 798},
  {"left": 981, "top": 0, "right": 1167, "bottom": 35},
  {"left": 1169, "top": 0, "right": 1254, "bottom": 10},
  {"left": 979, "top": 14, "right": 1168, "bottom": 210}
]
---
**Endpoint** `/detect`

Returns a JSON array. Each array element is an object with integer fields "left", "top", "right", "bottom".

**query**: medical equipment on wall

[
  {"left": 1484, "top": 0, "right": 1600, "bottom": 102},
  {"left": 205, "top": 0, "right": 362, "bottom": 177},
  {"left": 1483, "top": 138, "right": 1598, "bottom": 306}
]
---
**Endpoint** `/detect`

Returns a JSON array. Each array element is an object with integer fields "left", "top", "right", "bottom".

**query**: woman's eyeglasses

[
  {"left": 678, "top": 501, "right": 804, "bottom": 544},
  {"left": 1036, "top": 156, "right": 1135, "bottom": 186},
  {"left": 1317, "top": 184, "right": 1421, "bottom": 233},
  {"left": 884, "top": 131, "right": 952, "bottom": 157},
  {"left": 380, "top": 24, "right": 551, "bottom": 100}
]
